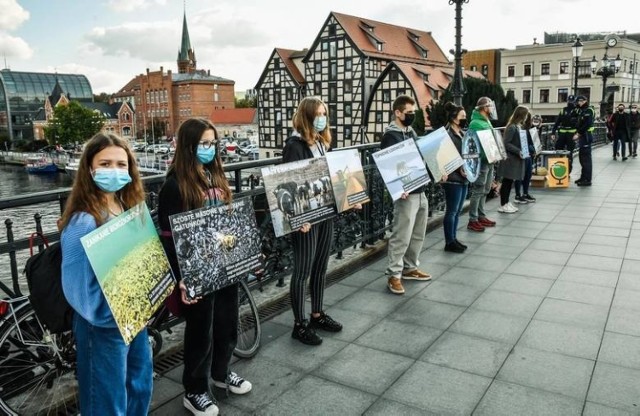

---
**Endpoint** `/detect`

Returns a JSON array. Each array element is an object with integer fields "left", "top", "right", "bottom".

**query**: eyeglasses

[{"left": 199, "top": 140, "right": 217, "bottom": 149}]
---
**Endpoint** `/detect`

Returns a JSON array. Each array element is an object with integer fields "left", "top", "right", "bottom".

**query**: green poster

[{"left": 81, "top": 203, "right": 174, "bottom": 344}]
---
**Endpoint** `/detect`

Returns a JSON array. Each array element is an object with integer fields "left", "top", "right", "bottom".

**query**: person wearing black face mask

[
  {"left": 630, "top": 104, "right": 640, "bottom": 157},
  {"left": 442, "top": 102, "right": 469, "bottom": 253},
  {"left": 609, "top": 104, "right": 631, "bottom": 161},
  {"left": 381, "top": 95, "right": 431, "bottom": 295}
]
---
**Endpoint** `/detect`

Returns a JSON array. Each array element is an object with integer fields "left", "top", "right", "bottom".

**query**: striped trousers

[{"left": 289, "top": 220, "right": 334, "bottom": 323}]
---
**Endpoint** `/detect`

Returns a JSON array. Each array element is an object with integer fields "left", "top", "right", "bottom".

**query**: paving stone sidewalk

[{"left": 151, "top": 145, "right": 640, "bottom": 415}]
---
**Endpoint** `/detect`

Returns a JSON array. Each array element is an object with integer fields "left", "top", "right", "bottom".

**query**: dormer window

[
  {"left": 376, "top": 42, "right": 383, "bottom": 52},
  {"left": 422, "top": 73, "right": 429, "bottom": 82},
  {"left": 361, "top": 21, "right": 375, "bottom": 32}
]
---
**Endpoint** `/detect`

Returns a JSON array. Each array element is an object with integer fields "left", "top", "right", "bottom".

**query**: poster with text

[
  {"left": 476, "top": 129, "right": 502, "bottom": 163},
  {"left": 168, "top": 197, "right": 262, "bottom": 298},
  {"left": 416, "top": 127, "right": 465, "bottom": 182},
  {"left": 325, "top": 149, "right": 369, "bottom": 212},
  {"left": 461, "top": 129, "right": 481, "bottom": 183},
  {"left": 261, "top": 157, "right": 337, "bottom": 237},
  {"left": 81, "top": 203, "right": 174, "bottom": 344},
  {"left": 371, "top": 139, "right": 431, "bottom": 201},
  {"left": 530, "top": 128, "right": 542, "bottom": 153},
  {"left": 492, "top": 129, "right": 508, "bottom": 160},
  {"left": 519, "top": 130, "right": 530, "bottom": 158}
]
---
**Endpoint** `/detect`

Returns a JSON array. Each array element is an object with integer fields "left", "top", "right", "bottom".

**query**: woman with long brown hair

[
  {"left": 284, "top": 96, "right": 343, "bottom": 346},
  {"left": 157, "top": 118, "right": 251, "bottom": 416},
  {"left": 497, "top": 105, "right": 529, "bottom": 214},
  {"left": 60, "top": 133, "right": 151, "bottom": 415}
]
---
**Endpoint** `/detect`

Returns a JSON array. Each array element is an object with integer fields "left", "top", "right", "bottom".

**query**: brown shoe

[
  {"left": 388, "top": 277, "right": 405, "bottom": 294},
  {"left": 402, "top": 269, "right": 432, "bottom": 281},
  {"left": 478, "top": 217, "right": 496, "bottom": 227}
]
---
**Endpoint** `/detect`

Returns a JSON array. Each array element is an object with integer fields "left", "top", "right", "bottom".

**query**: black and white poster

[
  {"left": 168, "top": 197, "right": 262, "bottom": 298},
  {"left": 261, "top": 157, "right": 337, "bottom": 237}
]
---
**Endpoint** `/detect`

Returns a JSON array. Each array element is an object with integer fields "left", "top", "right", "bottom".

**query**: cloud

[
  {"left": 107, "top": 0, "right": 167, "bottom": 12},
  {"left": 0, "top": 32, "right": 32, "bottom": 59},
  {"left": 0, "top": 0, "right": 29, "bottom": 31},
  {"left": 43, "top": 63, "right": 131, "bottom": 94}
]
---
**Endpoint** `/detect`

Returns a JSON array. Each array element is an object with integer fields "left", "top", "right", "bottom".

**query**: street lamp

[
  {"left": 591, "top": 49, "right": 622, "bottom": 118},
  {"left": 448, "top": 0, "right": 470, "bottom": 106},
  {"left": 571, "top": 38, "right": 583, "bottom": 96}
]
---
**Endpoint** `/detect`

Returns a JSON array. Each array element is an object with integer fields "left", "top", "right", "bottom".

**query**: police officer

[
  {"left": 573, "top": 96, "right": 595, "bottom": 186},
  {"left": 551, "top": 95, "right": 580, "bottom": 173}
]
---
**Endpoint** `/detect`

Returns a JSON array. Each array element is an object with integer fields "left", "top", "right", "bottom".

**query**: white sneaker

[
  {"left": 507, "top": 202, "right": 519, "bottom": 212},
  {"left": 212, "top": 372, "right": 252, "bottom": 395},
  {"left": 498, "top": 204, "right": 516, "bottom": 214},
  {"left": 184, "top": 392, "right": 219, "bottom": 416}
]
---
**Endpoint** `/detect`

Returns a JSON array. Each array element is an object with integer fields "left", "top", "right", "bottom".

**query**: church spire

[{"left": 177, "top": 5, "right": 196, "bottom": 73}]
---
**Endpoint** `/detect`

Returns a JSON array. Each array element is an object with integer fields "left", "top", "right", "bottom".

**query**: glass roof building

[{"left": 0, "top": 69, "right": 93, "bottom": 143}]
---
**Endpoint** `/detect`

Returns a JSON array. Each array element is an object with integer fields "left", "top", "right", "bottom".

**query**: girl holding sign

[
  {"left": 60, "top": 133, "right": 152, "bottom": 415},
  {"left": 158, "top": 118, "right": 251, "bottom": 416},
  {"left": 497, "top": 106, "right": 529, "bottom": 214},
  {"left": 283, "top": 97, "right": 344, "bottom": 346}
]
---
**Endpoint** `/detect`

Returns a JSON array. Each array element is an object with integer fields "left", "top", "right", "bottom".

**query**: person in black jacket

[
  {"left": 442, "top": 102, "right": 469, "bottom": 253},
  {"left": 551, "top": 96, "right": 579, "bottom": 173},
  {"left": 573, "top": 96, "right": 595, "bottom": 186},
  {"left": 609, "top": 103, "right": 631, "bottom": 160},
  {"left": 158, "top": 118, "right": 251, "bottom": 416},
  {"left": 283, "top": 97, "right": 343, "bottom": 346},
  {"left": 630, "top": 104, "right": 640, "bottom": 157},
  {"left": 382, "top": 95, "right": 431, "bottom": 295}
]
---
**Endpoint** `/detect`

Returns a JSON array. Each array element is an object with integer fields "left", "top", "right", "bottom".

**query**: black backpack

[{"left": 23, "top": 233, "right": 73, "bottom": 334}]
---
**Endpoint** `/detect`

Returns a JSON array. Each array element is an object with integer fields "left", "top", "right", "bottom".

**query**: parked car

[
  {"left": 238, "top": 144, "right": 258, "bottom": 156},
  {"left": 131, "top": 143, "right": 146, "bottom": 152}
]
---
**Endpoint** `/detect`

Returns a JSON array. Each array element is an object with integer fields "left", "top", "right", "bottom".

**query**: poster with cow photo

[
  {"left": 325, "top": 149, "right": 369, "bottom": 213},
  {"left": 261, "top": 157, "right": 337, "bottom": 237},
  {"left": 371, "top": 139, "right": 431, "bottom": 201},
  {"left": 168, "top": 197, "right": 262, "bottom": 298}
]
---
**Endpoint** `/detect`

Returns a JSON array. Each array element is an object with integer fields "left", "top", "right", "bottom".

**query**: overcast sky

[{"left": 2, "top": 0, "right": 640, "bottom": 95}]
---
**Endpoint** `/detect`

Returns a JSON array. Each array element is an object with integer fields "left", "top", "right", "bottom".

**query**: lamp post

[
  {"left": 571, "top": 38, "right": 584, "bottom": 96},
  {"left": 591, "top": 48, "right": 622, "bottom": 118},
  {"left": 448, "top": 0, "right": 469, "bottom": 106}
]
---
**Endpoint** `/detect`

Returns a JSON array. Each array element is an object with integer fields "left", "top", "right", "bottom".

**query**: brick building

[{"left": 462, "top": 49, "right": 502, "bottom": 84}]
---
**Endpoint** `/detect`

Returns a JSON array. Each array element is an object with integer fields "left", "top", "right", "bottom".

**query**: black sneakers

[
  {"left": 212, "top": 372, "right": 252, "bottom": 395},
  {"left": 310, "top": 312, "right": 343, "bottom": 332},
  {"left": 292, "top": 320, "right": 323, "bottom": 345},
  {"left": 455, "top": 239, "right": 468, "bottom": 250},
  {"left": 444, "top": 242, "right": 465, "bottom": 253},
  {"left": 183, "top": 392, "right": 219, "bottom": 416},
  {"left": 523, "top": 194, "right": 536, "bottom": 203}
]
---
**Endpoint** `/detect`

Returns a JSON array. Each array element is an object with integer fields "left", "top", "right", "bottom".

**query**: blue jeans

[
  {"left": 73, "top": 313, "right": 153, "bottom": 416},
  {"left": 442, "top": 182, "right": 468, "bottom": 244}
]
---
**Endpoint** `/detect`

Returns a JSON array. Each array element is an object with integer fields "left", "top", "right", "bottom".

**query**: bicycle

[{"left": 0, "top": 271, "right": 261, "bottom": 415}]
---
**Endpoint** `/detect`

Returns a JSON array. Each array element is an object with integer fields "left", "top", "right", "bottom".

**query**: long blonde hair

[
  {"left": 292, "top": 96, "right": 332, "bottom": 149},
  {"left": 61, "top": 133, "right": 144, "bottom": 229}
]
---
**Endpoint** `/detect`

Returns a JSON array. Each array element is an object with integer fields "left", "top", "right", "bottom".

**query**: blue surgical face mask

[
  {"left": 196, "top": 145, "right": 216, "bottom": 164},
  {"left": 92, "top": 168, "right": 132, "bottom": 193},
  {"left": 313, "top": 116, "right": 327, "bottom": 132}
]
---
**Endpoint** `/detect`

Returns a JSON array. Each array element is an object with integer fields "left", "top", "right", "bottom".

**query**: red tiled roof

[
  {"left": 275, "top": 48, "right": 306, "bottom": 84},
  {"left": 209, "top": 108, "right": 257, "bottom": 125},
  {"left": 332, "top": 11, "right": 449, "bottom": 65}
]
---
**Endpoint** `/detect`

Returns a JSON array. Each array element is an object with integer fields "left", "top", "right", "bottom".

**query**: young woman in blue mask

[
  {"left": 157, "top": 118, "right": 251, "bottom": 416},
  {"left": 60, "top": 133, "right": 151, "bottom": 415},
  {"left": 284, "top": 96, "right": 343, "bottom": 346}
]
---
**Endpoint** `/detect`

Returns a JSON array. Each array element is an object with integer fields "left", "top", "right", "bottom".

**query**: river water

[{"left": 0, "top": 164, "right": 73, "bottom": 293}]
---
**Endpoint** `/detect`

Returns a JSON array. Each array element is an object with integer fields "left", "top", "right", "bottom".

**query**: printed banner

[
  {"left": 81, "top": 203, "right": 174, "bottom": 344},
  {"left": 168, "top": 197, "right": 262, "bottom": 298},
  {"left": 415, "top": 127, "right": 465, "bottom": 182},
  {"left": 546, "top": 157, "right": 570, "bottom": 188},
  {"left": 476, "top": 129, "right": 502, "bottom": 164},
  {"left": 519, "top": 130, "right": 530, "bottom": 158},
  {"left": 529, "top": 127, "right": 542, "bottom": 154},
  {"left": 371, "top": 139, "right": 431, "bottom": 201},
  {"left": 325, "top": 149, "right": 369, "bottom": 213},
  {"left": 261, "top": 157, "right": 337, "bottom": 237},
  {"left": 461, "top": 129, "right": 481, "bottom": 183}
]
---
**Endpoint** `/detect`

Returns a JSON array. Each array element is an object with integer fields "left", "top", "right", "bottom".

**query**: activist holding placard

[
  {"left": 60, "top": 133, "right": 152, "bottom": 416},
  {"left": 158, "top": 118, "right": 252, "bottom": 416}
]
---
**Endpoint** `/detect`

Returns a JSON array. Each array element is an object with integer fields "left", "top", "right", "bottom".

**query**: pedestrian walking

[
  {"left": 630, "top": 103, "right": 640, "bottom": 157},
  {"left": 158, "top": 118, "right": 252, "bottom": 416},
  {"left": 609, "top": 103, "right": 631, "bottom": 161},
  {"left": 60, "top": 133, "right": 152, "bottom": 415}
]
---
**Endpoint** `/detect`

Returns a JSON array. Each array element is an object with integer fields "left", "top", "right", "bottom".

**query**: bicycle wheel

[
  {"left": 233, "top": 279, "right": 261, "bottom": 358},
  {"left": 0, "top": 305, "right": 77, "bottom": 415}
]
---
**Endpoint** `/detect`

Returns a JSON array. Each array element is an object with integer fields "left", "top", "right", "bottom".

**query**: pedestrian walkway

[{"left": 150, "top": 145, "right": 640, "bottom": 415}]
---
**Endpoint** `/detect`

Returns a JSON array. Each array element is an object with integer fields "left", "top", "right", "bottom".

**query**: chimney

[
  {"left": 160, "top": 66, "right": 163, "bottom": 73},
  {"left": 208, "top": 69, "right": 210, "bottom": 76}
]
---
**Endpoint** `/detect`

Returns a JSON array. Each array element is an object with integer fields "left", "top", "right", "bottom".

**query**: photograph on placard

[
  {"left": 325, "top": 149, "right": 369, "bottom": 212},
  {"left": 415, "top": 126, "right": 465, "bottom": 182},
  {"left": 371, "top": 139, "right": 431, "bottom": 201},
  {"left": 519, "top": 130, "right": 530, "bottom": 158},
  {"left": 476, "top": 129, "right": 502, "bottom": 164},
  {"left": 491, "top": 128, "right": 508, "bottom": 160},
  {"left": 461, "top": 129, "right": 481, "bottom": 183}
]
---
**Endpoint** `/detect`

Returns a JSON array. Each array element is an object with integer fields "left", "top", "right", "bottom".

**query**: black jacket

[
  {"left": 282, "top": 134, "right": 315, "bottom": 163},
  {"left": 444, "top": 125, "right": 467, "bottom": 184}
]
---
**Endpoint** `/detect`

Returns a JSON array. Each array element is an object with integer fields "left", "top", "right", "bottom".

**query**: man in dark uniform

[
  {"left": 573, "top": 96, "right": 595, "bottom": 186},
  {"left": 551, "top": 95, "right": 580, "bottom": 173},
  {"left": 609, "top": 103, "right": 631, "bottom": 160}
]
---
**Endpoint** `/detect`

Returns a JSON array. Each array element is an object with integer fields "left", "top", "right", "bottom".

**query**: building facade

[
  {"left": 500, "top": 34, "right": 640, "bottom": 120},
  {"left": 463, "top": 49, "right": 502, "bottom": 84},
  {"left": 255, "top": 11, "right": 483, "bottom": 150}
]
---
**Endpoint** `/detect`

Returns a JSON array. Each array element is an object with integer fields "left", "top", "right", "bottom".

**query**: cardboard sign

[{"left": 546, "top": 157, "right": 570, "bottom": 188}]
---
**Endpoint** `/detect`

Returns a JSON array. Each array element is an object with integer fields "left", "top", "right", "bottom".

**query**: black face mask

[
  {"left": 458, "top": 119, "right": 467, "bottom": 129},
  {"left": 618, "top": 108, "right": 625, "bottom": 113},
  {"left": 401, "top": 113, "right": 415, "bottom": 127}
]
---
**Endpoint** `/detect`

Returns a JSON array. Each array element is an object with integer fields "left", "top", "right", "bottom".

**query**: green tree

[
  {"left": 44, "top": 101, "right": 106, "bottom": 145},
  {"left": 234, "top": 97, "right": 257, "bottom": 108},
  {"left": 93, "top": 92, "right": 112, "bottom": 103},
  {"left": 411, "top": 107, "right": 427, "bottom": 136},
  {"left": 426, "top": 77, "right": 519, "bottom": 129}
]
